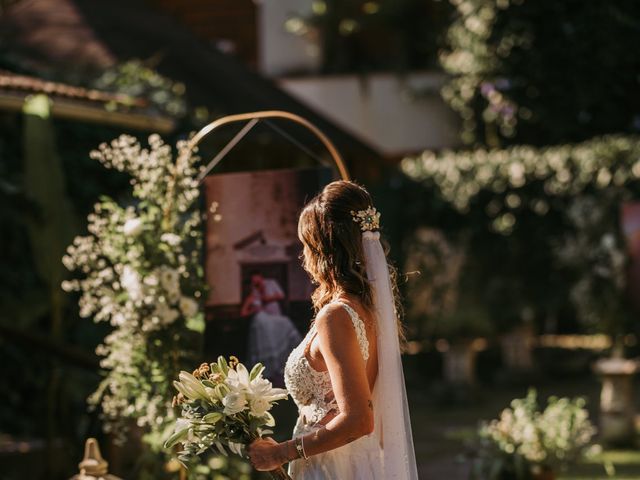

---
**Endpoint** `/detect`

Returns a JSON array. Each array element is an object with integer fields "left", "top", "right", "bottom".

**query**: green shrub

[
  {"left": 402, "top": 135, "right": 640, "bottom": 334},
  {"left": 441, "top": 0, "right": 640, "bottom": 146},
  {"left": 472, "top": 389, "right": 597, "bottom": 479}
]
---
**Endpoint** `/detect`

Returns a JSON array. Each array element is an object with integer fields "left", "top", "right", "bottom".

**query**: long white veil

[{"left": 362, "top": 230, "right": 419, "bottom": 480}]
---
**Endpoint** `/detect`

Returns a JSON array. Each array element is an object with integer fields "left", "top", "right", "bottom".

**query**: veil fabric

[{"left": 362, "top": 230, "right": 419, "bottom": 480}]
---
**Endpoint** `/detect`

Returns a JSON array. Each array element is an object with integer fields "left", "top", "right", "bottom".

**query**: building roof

[
  {"left": 0, "top": 0, "right": 384, "bottom": 174},
  {"left": 0, "top": 69, "right": 175, "bottom": 132},
  {"left": 0, "top": 70, "right": 144, "bottom": 106}
]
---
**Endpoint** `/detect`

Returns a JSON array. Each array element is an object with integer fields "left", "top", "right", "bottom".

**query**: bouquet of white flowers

[{"left": 165, "top": 356, "right": 291, "bottom": 479}]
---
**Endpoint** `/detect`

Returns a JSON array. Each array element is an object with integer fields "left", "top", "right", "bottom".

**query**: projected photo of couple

[{"left": 202, "top": 166, "right": 332, "bottom": 387}]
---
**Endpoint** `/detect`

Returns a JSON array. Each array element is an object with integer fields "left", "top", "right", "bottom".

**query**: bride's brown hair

[{"left": 298, "top": 181, "right": 404, "bottom": 336}]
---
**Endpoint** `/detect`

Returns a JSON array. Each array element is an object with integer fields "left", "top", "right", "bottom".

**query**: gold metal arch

[{"left": 187, "top": 110, "right": 350, "bottom": 181}]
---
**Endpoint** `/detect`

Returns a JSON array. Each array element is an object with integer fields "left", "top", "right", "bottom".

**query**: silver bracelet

[{"left": 294, "top": 436, "right": 308, "bottom": 459}]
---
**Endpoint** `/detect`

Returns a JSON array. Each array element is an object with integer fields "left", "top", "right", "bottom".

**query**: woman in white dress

[
  {"left": 248, "top": 180, "right": 419, "bottom": 479},
  {"left": 242, "top": 273, "right": 302, "bottom": 387}
]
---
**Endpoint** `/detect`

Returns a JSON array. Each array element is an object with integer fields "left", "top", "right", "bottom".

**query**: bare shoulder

[
  {"left": 314, "top": 303, "right": 353, "bottom": 334},
  {"left": 314, "top": 303, "right": 363, "bottom": 359},
  {"left": 315, "top": 300, "right": 373, "bottom": 333}
]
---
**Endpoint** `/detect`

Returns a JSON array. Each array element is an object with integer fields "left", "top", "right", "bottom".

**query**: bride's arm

[{"left": 248, "top": 305, "right": 374, "bottom": 470}]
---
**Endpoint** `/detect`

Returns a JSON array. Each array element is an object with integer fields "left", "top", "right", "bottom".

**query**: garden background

[{"left": 1, "top": 1, "right": 640, "bottom": 479}]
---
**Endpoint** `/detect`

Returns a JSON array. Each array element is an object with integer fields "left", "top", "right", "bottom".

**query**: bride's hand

[{"left": 247, "top": 437, "right": 286, "bottom": 471}]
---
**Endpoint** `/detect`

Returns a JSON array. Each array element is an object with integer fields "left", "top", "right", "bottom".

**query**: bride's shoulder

[
  {"left": 315, "top": 302, "right": 351, "bottom": 325},
  {"left": 315, "top": 300, "right": 369, "bottom": 331},
  {"left": 315, "top": 302, "right": 351, "bottom": 329}
]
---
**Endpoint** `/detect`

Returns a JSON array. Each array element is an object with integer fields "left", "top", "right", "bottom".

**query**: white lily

[
  {"left": 249, "top": 375, "right": 288, "bottom": 403},
  {"left": 222, "top": 391, "right": 247, "bottom": 415},
  {"left": 249, "top": 396, "right": 271, "bottom": 417},
  {"left": 176, "top": 371, "right": 209, "bottom": 401},
  {"left": 226, "top": 363, "right": 251, "bottom": 392}
]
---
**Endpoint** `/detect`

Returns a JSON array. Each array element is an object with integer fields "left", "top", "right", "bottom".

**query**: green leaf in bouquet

[
  {"left": 264, "top": 412, "right": 275, "bottom": 428},
  {"left": 249, "top": 362, "right": 265, "bottom": 381},
  {"left": 164, "top": 420, "right": 191, "bottom": 449},
  {"left": 203, "top": 412, "right": 223, "bottom": 424},
  {"left": 214, "top": 441, "right": 228, "bottom": 456},
  {"left": 201, "top": 379, "right": 217, "bottom": 388},
  {"left": 196, "top": 443, "right": 210, "bottom": 456},
  {"left": 214, "top": 423, "right": 225, "bottom": 436},
  {"left": 249, "top": 416, "right": 266, "bottom": 432},
  {"left": 194, "top": 424, "right": 216, "bottom": 435},
  {"left": 215, "top": 383, "right": 230, "bottom": 399},
  {"left": 218, "top": 356, "right": 229, "bottom": 375}
]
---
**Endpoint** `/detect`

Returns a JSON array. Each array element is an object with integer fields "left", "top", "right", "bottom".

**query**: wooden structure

[{"left": 0, "top": 70, "right": 175, "bottom": 132}]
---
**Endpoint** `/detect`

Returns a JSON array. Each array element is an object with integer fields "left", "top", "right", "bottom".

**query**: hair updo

[{"left": 298, "top": 181, "right": 402, "bottom": 327}]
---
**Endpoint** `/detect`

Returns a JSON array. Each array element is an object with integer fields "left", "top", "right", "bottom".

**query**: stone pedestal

[
  {"left": 593, "top": 357, "right": 639, "bottom": 446},
  {"left": 443, "top": 341, "right": 478, "bottom": 385},
  {"left": 500, "top": 324, "right": 535, "bottom": 372}
]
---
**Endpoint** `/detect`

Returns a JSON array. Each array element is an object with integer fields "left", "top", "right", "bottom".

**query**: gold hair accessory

[{"left": 350, "top": 207, "right": 380, "bottom": 232}]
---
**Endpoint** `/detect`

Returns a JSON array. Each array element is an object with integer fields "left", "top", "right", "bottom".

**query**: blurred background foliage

[
  {"left": 403, "top": 136, "right": 640, "bottom": 340},
  {"left": 0, "top": 57, "right": 196, "bottom": 477},
  {"left": 286, "top": 0, "right": 452, "bottom": 74},
  {"left": 2, "top": 0, "right": 640, "bottom": 478},
  {"left": 440, "top": 0, "right": 640, "bottom": 147}
]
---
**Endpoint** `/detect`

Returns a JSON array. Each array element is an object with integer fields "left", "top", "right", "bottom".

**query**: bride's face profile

[{"left": 297, "top": 180, "right": 375, "bottom": 312}]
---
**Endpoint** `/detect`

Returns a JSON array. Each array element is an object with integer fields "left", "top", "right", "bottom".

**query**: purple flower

[{"left": 481, "top": 82, "right": 495, "bottom": 97}]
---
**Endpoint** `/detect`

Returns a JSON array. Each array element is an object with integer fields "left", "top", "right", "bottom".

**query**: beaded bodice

[{"left": 284, "top": 302, "right": 370, "bottom": 425}]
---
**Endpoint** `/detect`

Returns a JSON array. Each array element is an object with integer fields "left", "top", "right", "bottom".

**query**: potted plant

[
  {"left": 555, "top": 194, "right": 638, "bottom": 445},
  {"left": 471, "top": 389, "right": 597, "bottom": 480},
  {"left": 404, "top": 228, "right": 493, "bottom": 385},
  {"left": 431, "top": 303, "right": 494, "bottom": 386}
]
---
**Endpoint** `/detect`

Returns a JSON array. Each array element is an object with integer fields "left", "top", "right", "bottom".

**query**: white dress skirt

[{"left": 288, "top": 419, "right": 384, "bottom": 479}]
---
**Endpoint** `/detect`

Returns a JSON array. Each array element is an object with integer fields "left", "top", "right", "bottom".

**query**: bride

[{"left": 247, "top": 180, "right": 418, "bottom": 479}]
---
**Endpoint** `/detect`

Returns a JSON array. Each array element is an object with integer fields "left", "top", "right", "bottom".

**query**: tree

[{"left": 441, "top": 0, "right": 640, "bottom": 147}]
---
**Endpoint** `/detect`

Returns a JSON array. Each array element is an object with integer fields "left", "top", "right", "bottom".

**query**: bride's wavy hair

[{"left": 298, "top": 180, "right": 404, "bottom": 339}]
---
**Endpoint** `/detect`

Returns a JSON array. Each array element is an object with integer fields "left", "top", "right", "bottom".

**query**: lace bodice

[{"left": 284, "top": 302, "right": 370, "bottom": 425}]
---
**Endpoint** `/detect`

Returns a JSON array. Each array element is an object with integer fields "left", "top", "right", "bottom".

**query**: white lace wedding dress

[{"left": 284, "top": 302, "right": 384, "bottom": 479}]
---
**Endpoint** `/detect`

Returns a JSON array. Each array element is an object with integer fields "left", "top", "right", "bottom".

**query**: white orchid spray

[
  {"left": 62, "top": 134, "right": 211, "bottom": 446},
  {"left": 166, "top": 356, "right": 290, "bottom": 479}
]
